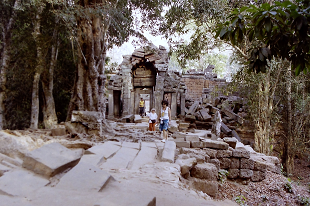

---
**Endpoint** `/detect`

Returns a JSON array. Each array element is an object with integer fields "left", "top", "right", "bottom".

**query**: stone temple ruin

[
  {"left": 106, "top": 44, "right": 227, "bottom": 120},
  {"left": 0, "top": 44, "right": 283, "bottom": 205}
]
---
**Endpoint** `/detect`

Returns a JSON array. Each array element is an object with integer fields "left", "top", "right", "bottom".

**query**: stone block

[
  {"left": 191, "top": 163, "right": 218, "bottom": 180},
  {"left": 203, "top": 148, "right": 217, "bottom": 159},
  {"left": 202, "top": 139, "right": 229, "bottom": 150},
  {"left": 168, "top": 120, "right": 178, "bottom": 133},
  {"left": 191, "top": 141, "right": 204, "bottom": 148},
  {"left": 176, "top": 157, "right": 197, "bottom": 177},
  {"left": 227, "top": 169, "right": 239, "bottom": 179},
  {"left": 209, "top": 159, "right": 220, "bottom": 170},
  {"left": 51, "top": 127, "right": 66, "bottom": 136},
  {"left": 219, "top": 158, "right": 231, "bottom": 169},
  {"left": 188, "top": 153, "right": 207, "bottom": 163},
  {"left": 0, "top": 164, "right": 10, "bottom": 176},
  {"left": 56, "top": 162, "right": 113, "bottom": 192},
  {"left": 175, "top": 141, "right": 190, "bottom": 148},
  {"left": 179, "top": 122, "right": 190, "bottom": 128},
  {"left": 0, "top": 170, "right": 49, "bottom": 196},
  {"left": 221, "top": 122, "right": 232, "bottom": 135},
  {"left": 191, "top": 179, "right": 218, "bottom": 197},
  {"left": 185, "top": 115, "right": 196, "bottom": 122},
  {"left": 230, "top": 158, "right": 240, "bottom": 169},
  {"left": 161, "top": 141, "right": 176, "bottom": 163},
  {"left": 232, "top": 149, "right": 250, "bottom": 158},
  {"left": 251, "top": 171, "right": 266, "bottom": 182},
  {"left": 199, "top": 109, "right": 212, "bottom": 121},
  {"left": 231, "top": 130, "right": 241, "bottom": 142},
  {"left": 216, "top": 150, "right": 232, "bottom": 158},
  {"left": 223, "top": 137, "right": 238, "bottom": 149},
  {"left": 172, "top": 132, "right": 186, "bottom": 140},
  {"left": 254, "top": 160, "right": 267, "bottom": 172},
  {"left": 239, "top": 169, "right": 253, "bottom": 179},
  {"left": 188, "top": 101, "right": 199, "bottom": 114},
  {"left": 185, "top": 135, "right": 200, "bottom": 142},
  {"left": 22, "top": 143, "right": 83, "bottom": 177},
  {"left": 71, "top": 111, "right": 103, "bottom": 123},
  {"left": 240, "top": 158, "right": 254, "bottom": 169}
]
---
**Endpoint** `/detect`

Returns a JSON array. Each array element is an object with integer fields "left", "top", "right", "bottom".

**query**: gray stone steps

[
  {"left": 100, "top": 142, "right": 140, "bottom": 171},
  {"left": 56, "top": 162, "right": 113, "bottom": 192},
  {"left": 130, "top": 142, "right": 158, "bottom": 170}
]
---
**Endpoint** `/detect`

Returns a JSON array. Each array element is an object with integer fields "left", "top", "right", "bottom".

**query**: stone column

[
  {"left": 171, "top": 92, "right": 177, "bottom": 119},
  {"left": 155, "top": 76, "right": 165, "bottom": 118},
  {"left": 108, "top": 90, "right": 114, "bottom": 119},
  {"left": 180, "top": 92, "right": 186, "bottom": 116},
  {"left": 131, "top": 90, "right": 135, "bottom": 115},
  {"left": 135, "top": 89, "right": 140, "bottom": 114}
]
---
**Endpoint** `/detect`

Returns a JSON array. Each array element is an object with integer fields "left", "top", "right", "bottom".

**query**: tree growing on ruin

[{"left": 63, "top": 0, "right": 169, "bottom": 121}]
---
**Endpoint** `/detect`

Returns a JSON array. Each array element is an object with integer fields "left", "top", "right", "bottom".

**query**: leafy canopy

[{"left": 215, "top": 0, "right": 310, "bottom": 75}]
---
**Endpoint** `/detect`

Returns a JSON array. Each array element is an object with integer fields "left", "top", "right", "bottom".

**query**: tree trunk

[
  {"left": 285, "top": 64, "right": 294, "bottom": 175},
  {"left": 41, "top": 25, "right": 59, "bottom": 129},
  {"left": 66, "top": 2, "right": 109, "bottom": 120},
  {"left": 0, "top": 0, "right": 20, "bottom": 129},
  {"left": 254, "top": 77, "right": 271, "bottom": 155},
  {"left": 30, "top": 5, "right": 44, "bottom": 129}
]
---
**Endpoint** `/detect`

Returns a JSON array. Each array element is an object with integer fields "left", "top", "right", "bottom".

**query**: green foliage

[
  {"left": 284, "top": 178, "right": 293, "bottom": 193},
  {"left": 218, "top": 170, "right": 229, "bottom": 183},
  {"left": 296, "top": 195, "right": 310, "bottom": 206},
  {"left": 234, "top": 195, "right": 247, "bottom": 206},
  {"left": 215, "top": 0, "right": 310, "bottom": 74}
]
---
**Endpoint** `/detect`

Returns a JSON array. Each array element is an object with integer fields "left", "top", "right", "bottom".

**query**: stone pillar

[
  {"left": 131, "top": 90, "right": 135, "bottom": 115},
  {"left": 108, "top": 90, "right": 114, "bottom": 119},
  {"left": 135, "top": 89, "right": 140, "bottom": 114},
  {"left": 155, "top": 76, "right": 165, "bottom": 118},
  {"left": 171, "top": 92, "right": 177, "bottom": 119},
  {"left": 180, "top": 92, "right": 186, "bottom": 116}
]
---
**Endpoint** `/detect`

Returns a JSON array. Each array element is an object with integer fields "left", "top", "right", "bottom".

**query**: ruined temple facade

[{"left": 107, "top": 44, "right": 226, "bottom": 119}]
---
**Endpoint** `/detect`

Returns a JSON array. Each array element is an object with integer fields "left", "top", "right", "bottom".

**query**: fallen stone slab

[
  {"left": 199, "top": 108, "right": 212, "bottom": 121},
  {"left": 80, "top": 141, "right": 121, "bottom": 166},
  {"left": 221, "top": 122, "right": 232, "bottom": 135},
  {"left": 161, "top": 141, "right": 176, "bottom": 163},
  {"left": 0, "top": 153, "right": 22, "bottom": 167},
  {"left": 130, "top": 142, "right": 157, "bottom": 170},
  {"left": 202, "top": 139, "right": 229, "bottom": 150},
  {"left": 223, "top": 137, "right": 238, "bottom": 149},
  {"left": 56, "top": 162, "right": 113, "bottom": 192},
  {"left": 0, "top": 164, "right": 10, "bottom": 176},
  {"left": 0, "top": 170, "right": 49, "bottom": 196},
  {"left": 22, "top": 142, "right": 83, "bottom": 177},
  {"left": 188, "top": 101, "right": 199, "bottom": 115},
  {"left": 231, "top": 130, "right": 241, "bottom": 142},
  {"left": 100, "top": 144, "right": 139, "bottom": 170}
]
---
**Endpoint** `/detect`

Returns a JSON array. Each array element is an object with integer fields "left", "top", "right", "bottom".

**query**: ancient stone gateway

[{"left": 107, "top": 44, "right": 186, "bottom": 119}]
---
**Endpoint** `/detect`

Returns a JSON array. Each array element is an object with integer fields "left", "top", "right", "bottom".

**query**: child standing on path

[{"left": 147, "top": 108, "right": 157, "bottom": 131}]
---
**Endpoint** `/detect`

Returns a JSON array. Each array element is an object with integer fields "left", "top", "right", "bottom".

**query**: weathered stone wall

[{"left": 182, "top": 77, "right": 205, "bottom": 101}]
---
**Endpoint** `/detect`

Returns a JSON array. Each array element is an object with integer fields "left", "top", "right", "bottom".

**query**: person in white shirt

[
  {"left": 147, "top": 108, "right": 158, "bottom": 131},
  {"left": 159, "top": 100, "right": 171, "bottom": 142}
]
